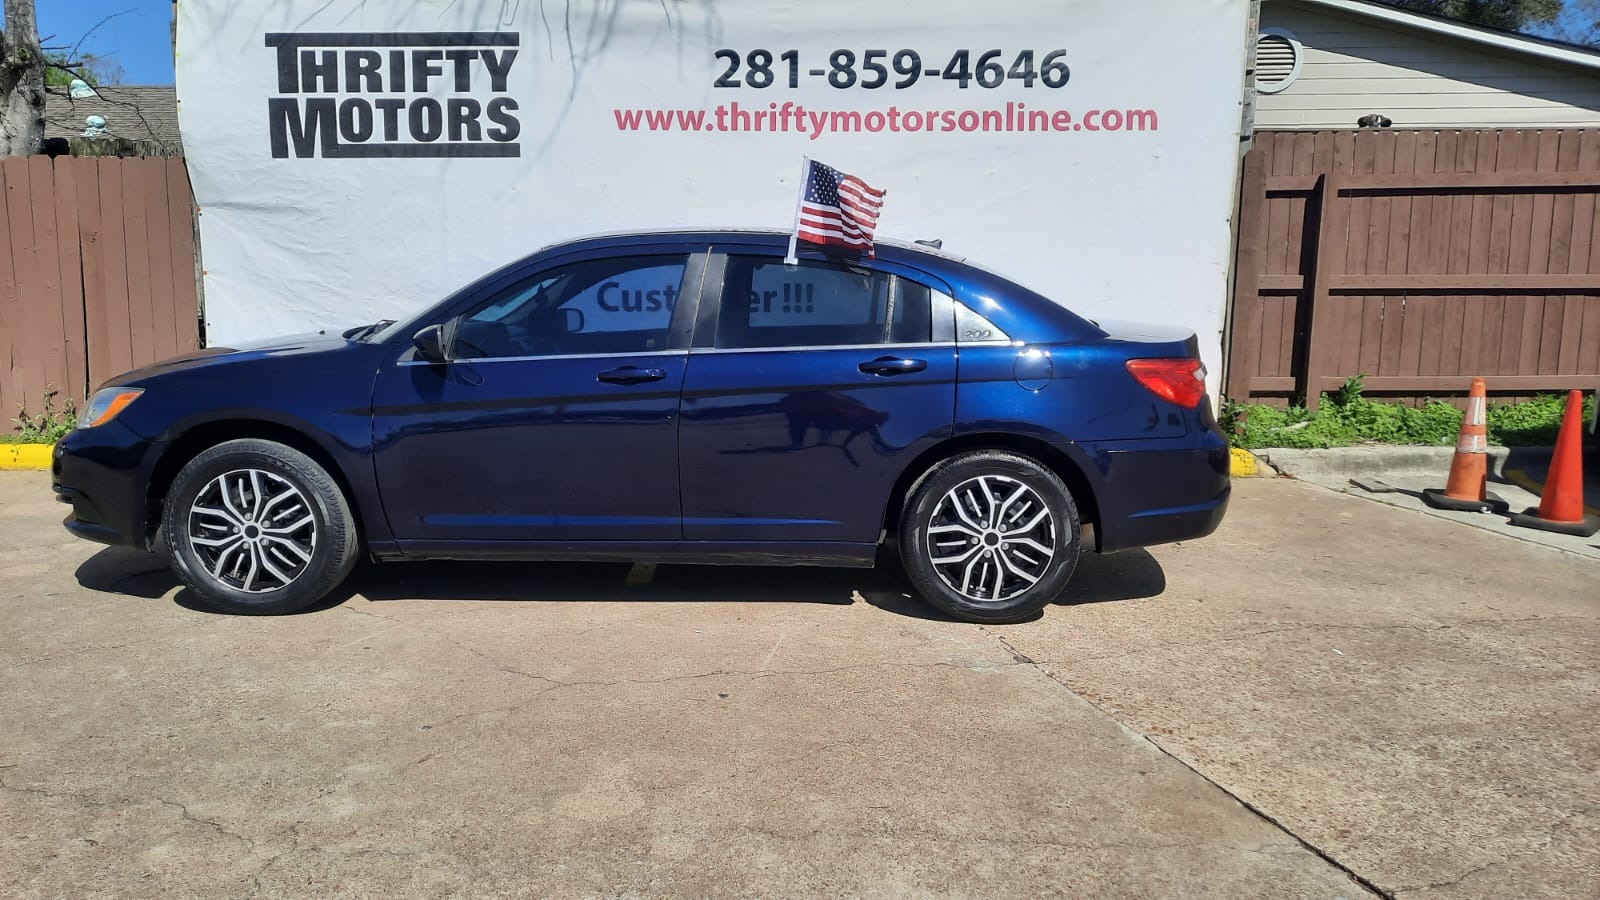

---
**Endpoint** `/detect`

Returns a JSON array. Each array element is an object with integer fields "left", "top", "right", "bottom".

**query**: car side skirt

[{"left": 374, "top": 540, "right": 880, "bottom": 568}]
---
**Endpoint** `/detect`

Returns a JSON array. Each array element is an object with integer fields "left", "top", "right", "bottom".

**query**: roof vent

[{"left": 1254, "top": 28, "right": 1302, "bottom": 94}]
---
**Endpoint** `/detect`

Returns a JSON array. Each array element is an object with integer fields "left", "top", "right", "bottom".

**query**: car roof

[
  {"left": 526, "top": 229, "right": 1101, "bottom": 344},
  {"left": 542, "top": 228, "right": 967, "bottom": 263}
]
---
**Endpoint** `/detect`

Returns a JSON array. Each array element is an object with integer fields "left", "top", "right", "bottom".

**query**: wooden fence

[
  {"left": 1227, "top": 129, "right": 1600, "bottom": 409},
  {"left": 0, "top": 155, "right": 200, "bottom": 424}
]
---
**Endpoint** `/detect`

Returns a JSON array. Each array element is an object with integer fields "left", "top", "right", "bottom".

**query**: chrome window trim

[
  {"left": 686, "top": 341, "right": 958, "bottom": 356},
  {"left": 396, "top": 349, "right": 689, "bottom": 367}
]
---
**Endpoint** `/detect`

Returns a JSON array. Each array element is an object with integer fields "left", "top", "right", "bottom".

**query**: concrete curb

[
  {"left": 0, "top": 444, "right": 53, "bottom": 470},
  {"left": 1256, "top": 445, "right": 1552, "bottom": 481},
  {"left": 1251, "top": 443, "right": 1600, "bottom": 559}
]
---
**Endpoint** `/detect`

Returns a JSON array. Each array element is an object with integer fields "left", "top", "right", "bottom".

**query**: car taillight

[{"left": 1125, "top": 358, "right": 1207, "bottom": 409}]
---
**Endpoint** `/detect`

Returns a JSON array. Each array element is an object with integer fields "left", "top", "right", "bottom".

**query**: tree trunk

[{"left": 1, "top": 0, "right": 46, "bottom": 157}]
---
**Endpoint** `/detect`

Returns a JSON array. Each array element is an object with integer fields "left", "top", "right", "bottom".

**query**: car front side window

[{"left": 453, "top": 255, "right": 689, "bottom": 359}]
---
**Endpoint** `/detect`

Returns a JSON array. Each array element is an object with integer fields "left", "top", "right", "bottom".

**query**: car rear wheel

[
  {"left": 898, "top": 450, "right": 1081, "bottom": 623},
  {"left": 162, "top": 439, "right": 359, "bottom": 615}
]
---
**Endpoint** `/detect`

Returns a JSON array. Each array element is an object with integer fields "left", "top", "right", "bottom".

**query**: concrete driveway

[{"left": 1, "top": 470, "right": 1594, "bottom": 898}]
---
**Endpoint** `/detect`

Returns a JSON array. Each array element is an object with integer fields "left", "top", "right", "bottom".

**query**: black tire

[
  {"left": 898, "top": 450, "right": 1081, "bottom": 624},
  {"left": 162, "top": 439, "right": 359, "bottom": 615}
]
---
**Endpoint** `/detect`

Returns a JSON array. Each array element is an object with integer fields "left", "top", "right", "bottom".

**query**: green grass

[{"left": 1224, "top": 376, "right": 1594, "bottom": 450}]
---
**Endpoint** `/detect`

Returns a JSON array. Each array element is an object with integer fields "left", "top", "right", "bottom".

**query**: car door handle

[
  {"left": 597, "top": 366, "right": 667, "bottom": 385},
  {"left": 858, "top": 356, "right": 928, "bottom": 376}
]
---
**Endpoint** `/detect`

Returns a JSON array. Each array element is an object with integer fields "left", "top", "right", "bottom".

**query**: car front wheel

[
  {"left": 898, "top": 450, "right": 1081, "bottom": 623},
  {"left": 162, "top": 439, "right": 359, "bottom": 615}
]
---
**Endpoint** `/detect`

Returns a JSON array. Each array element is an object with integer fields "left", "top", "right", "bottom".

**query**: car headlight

[{"left": 77, "top": 387, "right": 143, "bottom": 429}]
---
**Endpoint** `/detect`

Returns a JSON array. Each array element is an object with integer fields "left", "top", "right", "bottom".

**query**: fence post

[
  {"left": 1225, "top": 148, "right": 1267, "bottom": 402},
  {"left": 1302, "top": 167, "right": 1346, "bottom": 411}
]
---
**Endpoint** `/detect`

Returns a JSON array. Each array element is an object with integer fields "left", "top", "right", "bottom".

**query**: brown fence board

[
  {"left": 165, "top": 158, "right": 200, "bottom": 353},
  {"left": 5, "top": 158, "right": 42, "bottom": 416},
  {"left": 1228, "top": 128, "right": 1600, "bottom": 406},
  {"left": 1418, "top": 134, "right": 1450, "bottom": 377},
  {"left": 29, "top": 157, "right": 69, "bottom": 411},
  {"left": 1441, "top": 132, "right": 1473, "bottom": 375},
  {"left": 1581, "top": 297, "right": 1600, "bottom": 375},
  {"left": 121, "top": 162, "right": 156, "bottom": 377},
  {"left": 0, "top": 160, "right": 19, "bottom": 415},
  {"left": 1267, "top": 134, "right": 1293, "bottom": 280},
  {"left": 1354, "top": 133, "right": 1386, "bottom": 381},
  {"left": 94, "top": 158, "right": 134, "bottom": 384},
  {"left": 1468, "top": 132, "right": 1500, "bottom": 376},
  {"left": 53, "top": 159, "right": 87, "bottom": 409},
  {"left": 1515, "top": 133, "right": 1552, "bottom": 375},
  {"left": 1226, "top": 150, "right": 1267, "bottom": 399},
  {"left": 1557, "top": 298, "right": 1585, "bottom": 374},
  {"left": 0, "top": 157, "right": 201, "bottom": 423},
  {"left": 142, "top": 159, "right": 180, "bottom": 362},
  {"left": 72, "top": 157, "right": 112, "bottom": 392}
]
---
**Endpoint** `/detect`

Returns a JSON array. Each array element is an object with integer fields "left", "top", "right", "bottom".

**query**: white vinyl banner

[{"left": 176, "top": 0, "right": 1250, "bottom": 374}]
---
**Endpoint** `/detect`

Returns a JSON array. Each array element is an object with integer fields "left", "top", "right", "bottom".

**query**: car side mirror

[{"left": 413, "top": 324, "right": 449, "bottom": 364}]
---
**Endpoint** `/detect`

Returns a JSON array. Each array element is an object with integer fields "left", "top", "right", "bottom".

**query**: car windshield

[{"left": 358, "top": 260, "right": 527, "bottom": 345}]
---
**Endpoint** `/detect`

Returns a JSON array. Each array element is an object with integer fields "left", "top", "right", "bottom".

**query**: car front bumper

[{"left": 52, "top": 423, "right": 164, "bottom": 550}]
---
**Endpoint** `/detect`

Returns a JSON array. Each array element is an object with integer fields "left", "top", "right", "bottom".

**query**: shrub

[
  {"left": 7, "top": 386, "right": 78, "bottom": 444},
  {"left": 1488, "top": 393, "right": 1595, "bottom": 447},
  {"left": 1225, "top": 376, "right": 1590, "bottom": 450}
]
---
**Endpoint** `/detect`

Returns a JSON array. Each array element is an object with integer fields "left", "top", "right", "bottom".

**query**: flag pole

[{"left": 784, "top": 156, "right": 808, "bottom": 265}]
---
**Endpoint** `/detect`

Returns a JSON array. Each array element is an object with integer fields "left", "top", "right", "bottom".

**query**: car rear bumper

[
  {"left": 1070, "top": 433, "right": 1232, "bottom": 553},
  {"left": 52, "top": 424, "right": 163, "bottom": 550}
]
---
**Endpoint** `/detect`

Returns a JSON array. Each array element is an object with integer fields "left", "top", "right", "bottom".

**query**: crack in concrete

[
  {"left": 244, "top": 815, "right": 447, "bottom": 896},
  {"left": 738, "top": 817, "right": 1304, "bottom": 856},
  {"left": 1390, "top": 860, "right": 1498, "bottom": 895},
  {"left": 156, "top": 798, "right": 258, "bottom": 849},
  {"left": 417, "top": 658, "right": 1018, "bottom": 734},
  {"left": 975, "top": 626, "right": 1389, "bottom": 899},
  {"left": 1, "top": 777, "right": 257, "bottom": 850},
  {"left": 3, "top": 620, "right": 211, "bottom": 671},
  {"left": 1388, "top": 806, "right": 1594, "bottom": 895},
  {"left": 0, "top": 778, "right": 116, "bottom": 809},
  {"left": 507, "top": 658, "right": 1009, "bottom": 691},
  {"left": 338, "top": 603, "right": 1012, "bottom": 711}
]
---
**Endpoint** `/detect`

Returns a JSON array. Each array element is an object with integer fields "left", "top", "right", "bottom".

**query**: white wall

[
  {"left": 1260, "top": 1, "right": 1600, "bottom": 129},
  {"left": 177, "top": 0, "right": 1251, "bottom": 376}
]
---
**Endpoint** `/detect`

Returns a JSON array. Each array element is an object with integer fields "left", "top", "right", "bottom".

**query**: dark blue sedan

[{"left": 53, "top": 230, "right": 1229, "bottom": 623}]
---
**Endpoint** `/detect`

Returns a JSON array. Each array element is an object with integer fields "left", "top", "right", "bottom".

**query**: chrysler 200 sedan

[{"left": 53, "top": 230, "right": 1229, "bottom": 623}]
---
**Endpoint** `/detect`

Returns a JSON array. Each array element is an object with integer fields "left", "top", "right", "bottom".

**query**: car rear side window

[
  {"left": 716, "top": 257, "right": 931, "bottom": 349},
  {"left": 454, "top": 255, "right": 688, "bottom": 359}
]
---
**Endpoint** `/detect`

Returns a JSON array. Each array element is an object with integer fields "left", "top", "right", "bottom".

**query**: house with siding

[
  {"left": 1225, "top": 0, "right": 1600, "bottom": 407},
  {"left": 1255, "top": 0, "right": 1600, "bottom": 129}
]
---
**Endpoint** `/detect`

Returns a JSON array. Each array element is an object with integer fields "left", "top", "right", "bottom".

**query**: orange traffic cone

[
  {"left": 1509, "top": 390, "right": 1600, "bottom": 537},
  {"left": 1423, "top": 377, "right": 1509, "bottom": 514}
]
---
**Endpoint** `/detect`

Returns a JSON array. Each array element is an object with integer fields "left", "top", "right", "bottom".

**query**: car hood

[{"left": 105, "top": 332, "right": 363, "bottom": 386}]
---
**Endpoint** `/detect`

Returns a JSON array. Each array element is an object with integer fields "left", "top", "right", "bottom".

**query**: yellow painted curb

[
  {"left": 1229, "top": 446, "right": 1260, "bottom": 477},
  {"left": 0, "top": 444, "right": 54, "bottom": 470},
  {"left": 1503, "top": 465, "right": 1600, "bottom": 517}
]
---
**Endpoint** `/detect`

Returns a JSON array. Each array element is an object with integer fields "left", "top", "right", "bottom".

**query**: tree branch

[{"left": 68, "top": 10, "right": 136, "bottom": 62}]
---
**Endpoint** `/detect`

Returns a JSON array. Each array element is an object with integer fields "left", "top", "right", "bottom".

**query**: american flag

[{"left": 795, "top": 159, "right": 885, "bottom": 255}]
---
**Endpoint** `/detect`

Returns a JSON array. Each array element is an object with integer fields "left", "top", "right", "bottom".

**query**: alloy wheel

[
  {"left": 187, "top": 468, "right": 318, "bottom": 593},
  {"left": 925, "top": 474, "right": 1056, "bottom": 603}
]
